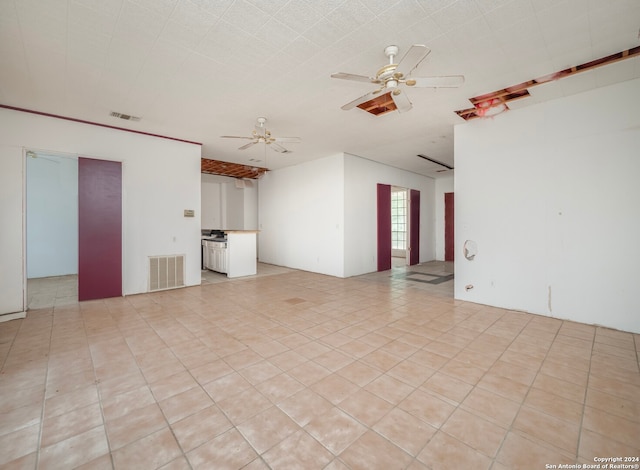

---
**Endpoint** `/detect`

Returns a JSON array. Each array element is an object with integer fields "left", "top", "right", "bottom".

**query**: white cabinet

[
  {"left": 212, "top": 242, "right": 227, "bottom": 274},
  {"left": 203, "top": 240, "right": 227, "bottom": 273},
  {"left": 202, "top": 231, "right": 256, "bottom": 278},
  {"left": 226, "top": 231, "right": 256, "bottom": 278}
]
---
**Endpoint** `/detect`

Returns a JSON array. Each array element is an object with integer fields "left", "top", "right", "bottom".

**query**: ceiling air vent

[{"left": 110, "top": 111, "right": 141, "bottom": 122}]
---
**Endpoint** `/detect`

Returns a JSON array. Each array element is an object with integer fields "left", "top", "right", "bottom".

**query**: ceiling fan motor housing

[{"left": 384, "top": 45, "right": 399, "bottom": 60}]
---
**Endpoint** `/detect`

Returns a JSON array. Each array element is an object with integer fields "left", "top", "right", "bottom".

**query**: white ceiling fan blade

[
  {"left": 221, "top": 135, "right": 253, "bottom": 140},
  {"left": 238, "top": 141, "right": 258, "bottom": 150},
  {"left": 394, "top": 45, "right": 431, "bottom": 79},
  {"left": 331, "top": 72, "right": 378, "bottom": 84},
  {"left": 269, "top": 142, "right": 291, "bottom": 153},
  {"left": 341, "top": 89, "right": 385, "bottom": 110},
  {"left": 407, "top": 75, "right": 465, "bottom": 88},
  {"left": 391, "top": 89, "right": 412, "bottom": 113},
  {"left": 273, "top": 137, "right": 301, "bottom": 143}
]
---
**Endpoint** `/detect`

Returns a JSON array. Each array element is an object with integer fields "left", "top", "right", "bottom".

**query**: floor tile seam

[
  {"left": 75, "top": 309, "right": 116, "bottom": 470},
  {"left": 589, "top": 348, "right": 640, "bottom": 367},
  {"left": 582, "top": 390, "right": 640, "bottom": 424},
  {"left": 335, "top": 415, "right": 420, "bottom": 464},
  {"left": 83, "top": 302, "right": 199, "bottom": 461},
  {"left": 436, "top": 423, "right": 507, "bottom": 462},
  {"left": 412, "top": 350, "right": 508, "bottom": 468},
  {"left": 29, "top": 309, "right": 58, "bottom": 470},
  {"left": 582, "top": 332, "right": 637, "bottom": 349},
  {"left": 159, "top": 412, "right": 196, "bottom": 469},
  {"left": 513, "top": 399, "right": 585, "bottom": 432},
  {"left": 500, "top": 427, "right": 580, "bottom": 464},
  {"left": 0, "top": 318, "right": 24, "bottom": 373},
  {"left": 590, "top": 344, "right": 640, "bottom": 364},
  {"left": 234, "top": 412, "right": 303, "bottom": 461},
  {"left": 430, "top": 305, "right": 536, "bottom": 399},
  {"left": 301, "top": 412, "right": 368, "bottom": 459},
  {"left": 585, "top": 368, "right": 640, "bottom": 392},
  {"left": 581, "top": 435, "right": 640, "bottom": 464},
  {"left": 579, "top": 404, "right": 640, "bottom": 451},
  {"left": 491, "top": 316, "right": 577, "bottom": 464},
  {"left": 112, "top": 297, "right": 220, "bottom": 407},
  {"left": 574, "top": 324, "right": 600, "bottom": 464}
]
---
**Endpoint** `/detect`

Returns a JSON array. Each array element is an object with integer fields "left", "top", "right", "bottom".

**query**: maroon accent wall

[
  {"left": 445, "top": 192, "right": 455, "bottom": 261},
  {"left": 78, "top": 158, "right": 122, "bottom": 301},
  {"left": 377, "top": 184, "right": 392, "bottom": 271},
  {"left": 409, "top": 189, "right": 420, "bottom": 265}
]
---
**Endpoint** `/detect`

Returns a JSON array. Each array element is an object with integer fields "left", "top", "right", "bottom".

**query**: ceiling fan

[
  {"left": 331, "top": 44, "right": 464, "bottom": 113},
  {"left": 221, "top": 117, "right": 300, "bottom": 153}
]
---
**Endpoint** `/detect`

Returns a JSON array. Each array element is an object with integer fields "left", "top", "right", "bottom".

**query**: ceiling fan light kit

[{"left": 331, "top": 44, "right": 464, "bottom": 115}]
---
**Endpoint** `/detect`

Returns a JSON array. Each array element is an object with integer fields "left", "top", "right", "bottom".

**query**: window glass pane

[{"left": 391, "top": 189, "right": 407, "bottom": 250}]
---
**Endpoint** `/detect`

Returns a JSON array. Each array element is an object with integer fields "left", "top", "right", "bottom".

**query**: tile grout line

[
  {"left": 35, "top": 307, "right": 55, "bottom": 470},
  {"left": 484, "top": 316, "right": 566, "bottom": 468},
  {"left": 82, "top": 301, "right": 117, "bottom": 470},
  {"left": 575, "top": 324, "right": 598, "bottom": 466},
  {"left": 437, "top": 306, "right": 534, "bottom": 469}
]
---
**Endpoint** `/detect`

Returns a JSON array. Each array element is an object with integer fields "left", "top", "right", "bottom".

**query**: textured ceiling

[{"left": 1, "top": 0, "right": 639, "bottom": 178}]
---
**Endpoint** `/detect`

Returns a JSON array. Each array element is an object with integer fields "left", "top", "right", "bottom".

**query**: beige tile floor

[
  {"left": 27, "top": 275, "right": 78, "bottom": 310},
  {"left": 2, "top": 262, "right": 639, "bottom": 469}
]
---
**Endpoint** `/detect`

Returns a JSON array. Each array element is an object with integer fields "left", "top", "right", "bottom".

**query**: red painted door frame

[
  {"left": 377, "top": 184, "right": 391, "bottom": 271},
  {"left": 409, "top": 189, "right": 420, "bottom": 265},
  {"left": 78, "top": 158, "right": 122, "bottom": 301},
  {"left": 444, "top": 192, "right": 454, "bottom": 262}
]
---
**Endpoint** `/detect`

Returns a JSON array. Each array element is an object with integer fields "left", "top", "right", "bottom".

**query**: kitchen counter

[{"left": 202, "top": 230, "right": 257, "bottom": 278}]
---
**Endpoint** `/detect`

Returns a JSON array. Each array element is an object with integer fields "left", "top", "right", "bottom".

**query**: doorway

[
  {"left": 26, "top": 151, "right": 79, "bottom": 308},
  {"left": 444, "top": 192, "right": 454, "bottom": 262},
  {"left": 25, "top": 151, "right": 123, "bottom": 308},
  {"left": 391, "top": 187, "right": 408, "bottom": 266},
  {"left": 377, "top": 184, "right": 420, "bottom": 271}
]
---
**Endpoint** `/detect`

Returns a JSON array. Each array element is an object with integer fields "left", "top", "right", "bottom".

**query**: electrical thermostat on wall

[{"left": 184, "top": 209, "right": 195, "bottom": 217}]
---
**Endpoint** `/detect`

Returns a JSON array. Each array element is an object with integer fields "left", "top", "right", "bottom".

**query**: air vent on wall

[
  {"left": 110, "top": 111, "right": 141, "bottom": 122},
  {"left": 149, "top": 255, "right": 185, "bottom": 292}
]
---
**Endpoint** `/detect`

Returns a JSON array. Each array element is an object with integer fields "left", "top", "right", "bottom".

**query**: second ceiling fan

[
  {"left": 221, "top": 117, "right": 300, "bottom": 153},
  {"left": 331, "top": 44, "right": 464, "bottom": 113}
]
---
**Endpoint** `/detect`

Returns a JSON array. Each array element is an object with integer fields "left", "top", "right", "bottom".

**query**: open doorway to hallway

[
  {"left": 377, "top": 183, "right": 420, "bottom": 271},
  {"left": 25, "top": 150, "right": 79, "bottom": 309},
  {"left": 391, "top": 186, "right": 409, "bottom": 267},
  {"left": 25, "top": 150, "right": 123, "bottom": 308}
]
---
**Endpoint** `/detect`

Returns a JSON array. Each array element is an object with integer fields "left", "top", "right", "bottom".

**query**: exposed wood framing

[{"left": 201, "top": 158, "right": 267, "bottom": 179}]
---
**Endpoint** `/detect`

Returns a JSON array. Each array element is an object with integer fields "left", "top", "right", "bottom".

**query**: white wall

[
  {"left": 343, "top": 153, "right": 436, "bottom": 277},
  {"left": 201, "top": 174, "right": 258, "bottom": 230},
  {"left": 258, "top": 152, "right": 436, "bottom": 278},
  {"left": 225, "top": 181, "right": 245, "bottom": 230},
  {"left": 201, "top": 174, "right": 223, "bottom": 229},
  {"left": 0, "top": 143, "right": 24, "bottom": 315},
  {"left": 435, "top": 174, "right": 454, "bottom": 261},
  {"left": 0, "top": 108, "right": 202, "bottom": 315},
  {"left": 454, "top": 78, "right": 640, "bottom": 333},
  {"left": 259, "top": 154, "right": 345, "bottom": 277},
  {"left": 26, "top": 153, "right": 78, "bottom": 278},
  {"left": 243, "top": 181, "right": 258, "bottom": 231}
]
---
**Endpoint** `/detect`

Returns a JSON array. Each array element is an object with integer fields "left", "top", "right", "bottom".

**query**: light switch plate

[{"left": 184, "top": 209, "right": 195, "bottom": 217}]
